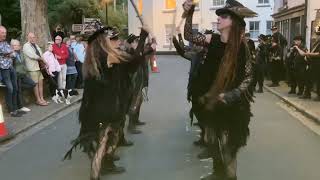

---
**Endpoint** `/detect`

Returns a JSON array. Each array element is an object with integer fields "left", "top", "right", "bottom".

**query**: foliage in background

[
  {"left": 0, "top": 0, "right": 21, "bottom": 39},
  {"left": 0, "top": 0, "right": 128, "bottom": 38}
]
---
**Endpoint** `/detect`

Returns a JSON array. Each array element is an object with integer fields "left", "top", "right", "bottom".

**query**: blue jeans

[{"left": 0, "top": 67, "right": 18, "bottom": 112}]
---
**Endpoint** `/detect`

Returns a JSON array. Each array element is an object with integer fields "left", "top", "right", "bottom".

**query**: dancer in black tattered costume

[
  {"left": 182, "top": 0, "right": 256, "bottom": 179},
  {"left": 63, "top": 25, "right": 149, "bottom": 180},
  {"left": 125, "top": 34, "right": 156, "bottom": 134}
]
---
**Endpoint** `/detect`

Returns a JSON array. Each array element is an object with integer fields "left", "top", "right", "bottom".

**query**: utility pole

[{"left": 114, "top": 0, "right": 117, "bottom": 12}]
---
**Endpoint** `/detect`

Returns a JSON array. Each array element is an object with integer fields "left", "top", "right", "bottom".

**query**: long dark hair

[
  {"left": 203, "top": 16, "right": 245, "bottom": 109},
  {"left": 83, "top": 34, "right": 129, "bottom": 79}
]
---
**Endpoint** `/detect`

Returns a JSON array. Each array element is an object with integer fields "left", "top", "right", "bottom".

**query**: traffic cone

[
  {"left": 0, "top": 104, "right": 14, "bottom": 142},
  {"left": 150, "top": 55, "right": 160, "bottom": 73}
]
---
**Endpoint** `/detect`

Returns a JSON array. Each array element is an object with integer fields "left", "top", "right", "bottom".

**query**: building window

[
  {"left": 165, "top": 24, "right": 174, "bottom": 45},
  {"left": 258, "top": 0, "right": 269, "bottom": 4},
  {"left": 138, "top": 0, "right": 143, "bottom": 15},
  {"left": 266, "top": 21, "right": 273, "bottom": 35},
  {"left": 249, "top": 21, "right": 260, "bottom": 39},
  {"left": 165, "top": 0, "right": 176, "bottom": 9},
  {"left": 213, "top": 0, "right": 225, "bottom": 7}
]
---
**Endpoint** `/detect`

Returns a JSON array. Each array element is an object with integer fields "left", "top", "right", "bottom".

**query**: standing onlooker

[
  {"left": 0, "top": 26, "right": 22, "bottom": 117},
  {"left": 245, "top": 33, "right": 256, "bottom": 56},
  {"left": 269, "top": 38, "right": 282, "bottom": 87},
  {"left": 271, "top": 25, "right": 288, "bottom": 55},
  {"left": 64, "top": 38, "right": 78, "bottom": 89},
  {"left": 272, "top": 25, "right": 288, "bottom": 81},
  {"left": 295, "top": 26, "right": 320, "bottom": 101},
  {"left": 52, "top": 35, "right": 69, "bottom": 89},
  {"left": 52, "top": 24, "right": 66, "bottom": 41},
  {"left": 286, "top": 36, "right": 307, "bottom": 95},
  {"left": 23, "top": 32, "right": 48, "bottom": 106},
  {"left": 253, "top": 34, "right": 268, "bottom": 93},
  {"left": 43, "top": 42, "right": 61, "bottom": 97},
  {"left": 11, "top": 39, "right": 36, "bottom": 113},
  {"left": 71, "top": 34, "right": 85, "bottom": 88}
]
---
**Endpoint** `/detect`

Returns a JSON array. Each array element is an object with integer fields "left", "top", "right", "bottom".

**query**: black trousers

[
  {"left": 75, "top": 62, "right": 83, "bottom": 88},
  {"left": 17, "top": 73, "right": 36, "bottom": 109},
  {"left": 304, "top": 67, "right": 313, "bottom": 96},
  {"left": 313, "top": 64, "right": 320, "bottom": 96},
  {"left": 270, "top": 61, "right": 282, "bottom": 85},
  {"left": 48, "top": 71, "right": 59, "bottom": 97},
  {"left": 66, "top": 73, "right": 78, "bottom": 89},
  {"left": 252, "top": 64, "right": 265, "bottom": 90},
  {"left": 290, "top": 67, "right": 306, "bottom": 93}
]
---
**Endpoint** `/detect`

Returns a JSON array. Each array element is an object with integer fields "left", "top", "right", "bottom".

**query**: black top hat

[
  {"left": 293, "top": 35, "right": 303, "bottom": 41},
  {"left": 127, "top": 34, "right": 140, "bottom": 44},
  {"left": 258, "top": 34, "right": 267, "bottom": 41},
  {"left": 87, "top": 26, "right": 120, "bottom": 44},
  {"left": 204, "top": 29, "right": 214, "bottom": 35},
  {"left": 216, "top": 0, "right": 257, "bottom": 27},
  {"left": 271, "top": 25, "right": 278, "bottom": 30}
]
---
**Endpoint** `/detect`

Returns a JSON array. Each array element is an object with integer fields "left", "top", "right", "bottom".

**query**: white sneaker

[{"left": 19, "top": 107, "right": 31, "bottom": 112}]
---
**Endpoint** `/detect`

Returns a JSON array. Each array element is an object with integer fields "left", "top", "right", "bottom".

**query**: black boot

[
  {"left": 288, "top": 88, "right": 296, "bottom": 94},
  {"left": 300, "top": 93, "right": 311, "bottom": 99},
  {"left": 118, "top": 134, "right": 134, "bottom": 147},
  {"left": 128, "top": 115, "right": 142, "bottom": 134},
  {"left": 297, "top": 90, "right": 303, "bottom": 96},
  {"left": 101, "top": 159, "right": 126, "bottom": 175},
  {"left": 128, "top": 125, "right": 142, "bottom": 134},
  {"left": 197, "top": 148, "right": 212, "bottom": 160},
  {"left": 257, "top": 87, "right": 263, "bottom": 93},
  {"left": 194, "top": 139, "right": 206, "bottom": 147},
  {"left": 135, "top": 120, "right": 146, "bottom": 126}
]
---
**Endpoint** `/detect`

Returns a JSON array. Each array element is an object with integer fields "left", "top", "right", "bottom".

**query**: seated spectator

[
  {"left": 23, "top": 32, "right": 48, "bottom": 106},
  {"left": 43, "top": 42, "right": 61, "bottom": 97},
  {"left": 11, "top": 39, "right": 36, "bottom": 113},
  {"left": 0, "top": 26, "right": 23, "bottom": 117}
]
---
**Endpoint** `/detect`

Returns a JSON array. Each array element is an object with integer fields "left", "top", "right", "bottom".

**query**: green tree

[{"left": 0, "top": 0, "right": 21, "bottom": 39}]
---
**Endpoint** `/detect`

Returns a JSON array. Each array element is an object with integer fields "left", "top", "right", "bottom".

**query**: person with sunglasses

[{"left": 182, "top": 0, "right": 256, "bottom": 179}]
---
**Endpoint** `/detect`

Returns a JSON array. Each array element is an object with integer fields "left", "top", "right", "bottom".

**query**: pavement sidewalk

[
  {"left": 3, "top": 90, "right": 83, "bottom": 138},
  {"left": 264, "top": 81, "right": 320, "bottom": 124}
]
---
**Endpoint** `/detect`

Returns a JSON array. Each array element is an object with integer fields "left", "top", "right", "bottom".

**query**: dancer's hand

[
  {"left": 141, "top": 25, "right": 151, "bottom": 34},
  {"left": 183, "top": 0, "right": 193, "bottom": 12},
  {"left": 217, "top": 93, "right": 227, "bottom": 104}
]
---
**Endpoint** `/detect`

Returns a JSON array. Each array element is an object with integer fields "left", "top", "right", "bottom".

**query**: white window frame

[
  {"left": 266, "top": 21, "right": 273, "bottom": 35},
  {"left": 249, "top": 21, "right": 260, "bottom": 39},
  {"left": 212, "top": 22, "right": 218, "bottom": 32},
  {"left": 165, "top": 24, "right": 174, "bottom": 45},
  {"left": 212, "top": 0, "right": 225, "bottom": 7},
  {"left": 258, "top": 0, "right": 269, "bottom": 5}
]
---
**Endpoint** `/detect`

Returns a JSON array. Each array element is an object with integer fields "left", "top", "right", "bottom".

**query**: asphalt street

[{"left": 0, "top": 55, "right": 320, "bottom": 180}]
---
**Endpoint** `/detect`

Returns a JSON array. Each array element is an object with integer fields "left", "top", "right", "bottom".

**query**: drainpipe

[{"left": 304, "top": 0, "right": 308, "bottom": 42}]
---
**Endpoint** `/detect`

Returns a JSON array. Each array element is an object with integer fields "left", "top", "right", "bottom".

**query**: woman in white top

[{"left": 43, "top": 42, "right": 61, "bottom": 96}]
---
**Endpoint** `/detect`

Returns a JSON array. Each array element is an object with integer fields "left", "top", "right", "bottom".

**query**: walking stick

[
  {"left": 129, "top": 0, "right": 155, "bottom": 38},
  {"left": 129, "top": 0, "right": 144, "bottom": 25}
]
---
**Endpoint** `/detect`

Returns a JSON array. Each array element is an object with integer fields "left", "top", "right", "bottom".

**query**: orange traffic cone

[
  {"left": 0, "top": 104, "right": 14, "bottom": 142},
  {"left": 150, "top": 55, "right": 159, "bottom": 73}
]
